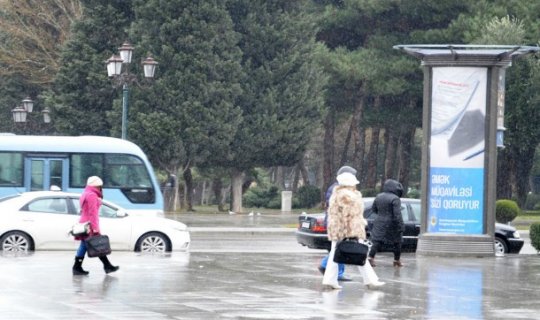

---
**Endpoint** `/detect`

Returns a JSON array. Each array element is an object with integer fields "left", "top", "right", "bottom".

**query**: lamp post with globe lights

[
  {"left": 11, "top": 96, "right": 51, "bottom": 134},
  {"left": 106, "top": 41, "right": 158, "bottom": 140}
]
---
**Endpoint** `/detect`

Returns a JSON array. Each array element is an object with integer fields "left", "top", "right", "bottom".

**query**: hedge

[
  {"left": 495, "top": 199, "right": 520, "bottom": 224},
  {"left": 530, "top": 222, "right": 540, "bottom": 253}
]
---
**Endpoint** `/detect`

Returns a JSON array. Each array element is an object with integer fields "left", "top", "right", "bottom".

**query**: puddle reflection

[
  {"left": 360, "top": 290, "right": 384, "bottom": 310},
  {"left": 427, "top": 266, "right": 483, "bottom": 319},
  {"left": 322, "top": 290, "right": 340, "bottom": 320},
  {"left": 321, "top": 288, "right": 384, "bottom": 320}
]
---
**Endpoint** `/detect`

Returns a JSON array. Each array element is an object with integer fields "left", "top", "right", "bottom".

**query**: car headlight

[{"left": 513, "top": 230, "right": 520, "bottom": 238}]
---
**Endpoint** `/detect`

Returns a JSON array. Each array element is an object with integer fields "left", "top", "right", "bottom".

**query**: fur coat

[{"left": 327, "top": 185, "right": 367, "bottom": 241}]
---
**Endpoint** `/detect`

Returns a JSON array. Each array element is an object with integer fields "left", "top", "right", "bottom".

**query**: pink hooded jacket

[{"left": 78, "top": 185, "right": 102, "bottom": 238}]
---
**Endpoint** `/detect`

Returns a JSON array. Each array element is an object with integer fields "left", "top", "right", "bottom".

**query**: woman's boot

[
  {"left": 99, "top": 256, "right": 119, "bottom": 274},
  {"left": 72, "top": 256, "right": 89, "bottom": 275}
]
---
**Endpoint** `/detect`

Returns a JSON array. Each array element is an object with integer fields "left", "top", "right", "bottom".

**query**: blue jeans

[
  {"left": 76, "top": 241, "right": 87, "bottom": 257},
  {"left": 320, "top": 255, "right": 345, "bottom": 277}
]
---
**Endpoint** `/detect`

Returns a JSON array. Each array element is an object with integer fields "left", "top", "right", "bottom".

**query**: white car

[{"left": 0, "top": 191, "right": 190, "bottom": 253}]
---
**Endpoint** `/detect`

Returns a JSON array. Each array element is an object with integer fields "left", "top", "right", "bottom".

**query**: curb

[{"left": 189, "top": 227, "right": 296, "bottom": 233}]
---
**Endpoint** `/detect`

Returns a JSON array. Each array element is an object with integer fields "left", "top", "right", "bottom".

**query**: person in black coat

[{"left": 368, "top": 179, "right": 405, "bottom": 267}]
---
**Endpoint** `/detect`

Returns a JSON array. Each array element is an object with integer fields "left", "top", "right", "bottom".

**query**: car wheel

[
  {"left": 494, "top": 237, "right": 508, "bottom": 254},
  {"left": 135, "top": 232, "right": 171, "bottom": 253},
  {"left": 1, "top": 231, "right": 34, "bottom": 252}
]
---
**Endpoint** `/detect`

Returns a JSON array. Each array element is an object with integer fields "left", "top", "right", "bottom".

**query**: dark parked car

[{"left": 296, "top": 197, "right": 524, "bottom": 255}]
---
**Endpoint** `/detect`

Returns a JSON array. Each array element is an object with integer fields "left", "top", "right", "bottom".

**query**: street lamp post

[
  {"left": 106, "top": 41, "right": 158, "bottom": 140},
  {"left": 11, "top": 97, "right": 51, "bottom": 133}
]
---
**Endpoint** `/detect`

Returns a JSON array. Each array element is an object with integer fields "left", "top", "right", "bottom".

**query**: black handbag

[
  {"left": 333, "top": 238, "right": 369, "bottom": 265},
  {"left": 85, "top": 235, "right": 112, "bottom": 258}
]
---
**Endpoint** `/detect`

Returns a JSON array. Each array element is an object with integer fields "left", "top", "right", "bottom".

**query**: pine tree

[
  {"left": 128, "top": 0, "right": 244, "bottom": 209},
  {"left": 45, "top": 0, "right": 134, "bottom": 136},
  {"left": 221, "top": 0, "right": 327, "bottom": 212}
]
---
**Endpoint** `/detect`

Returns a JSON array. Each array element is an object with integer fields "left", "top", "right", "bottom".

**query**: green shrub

[
  {"left": 266, "top": 196, "right": 298, "bottom": 209},
  {"left": 529, "top": 222, "right": 540, "bottom": 252},
  {"left": 525, "top": 193, "right": 540, "bottom": 210},
  {"left": 495, "top": 199, "right": 520, "bottom": 224},
  {"left": 294, "top": 185, "right": 321, "bottom": 208},
  {"left": 361, "top": 188, "right": 378, "bottom": 197},
  {"left": 243, "top": 185, "right": 279, "bottom": 208},
  {"left": 406, "top": 188, "right": 421, "bottom": 199}
]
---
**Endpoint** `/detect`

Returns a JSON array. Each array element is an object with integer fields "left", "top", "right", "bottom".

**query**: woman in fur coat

[{"left": 322, "top": 171, "right": 385, "bottom": 290}]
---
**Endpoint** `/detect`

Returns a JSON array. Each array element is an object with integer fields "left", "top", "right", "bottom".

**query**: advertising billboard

[{"left": 428, "top": 67, "right": 487, "bottom": 234}]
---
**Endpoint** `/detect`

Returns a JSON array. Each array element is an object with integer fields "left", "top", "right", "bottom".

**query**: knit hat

[
  {"left": 87, "top": 176, "right": 103, "bottom": 187},
  {"left": 336, "top": 172, "right": 359, "bottom": 186},
  {"left": 337, "top": 165, "right": 357, "bottom": 177}
]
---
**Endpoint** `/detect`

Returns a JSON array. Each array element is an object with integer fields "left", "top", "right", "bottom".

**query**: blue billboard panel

[
  {"left": 428, "top": 67, "right": 487, "bottom": 235},
  {"left": 428, "top": 167, "right": 484, "bottom": 234}
]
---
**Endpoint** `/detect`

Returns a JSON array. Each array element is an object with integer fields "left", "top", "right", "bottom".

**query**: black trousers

[{"left": 369, "top": 240, "right": 402, "bottom": 261}]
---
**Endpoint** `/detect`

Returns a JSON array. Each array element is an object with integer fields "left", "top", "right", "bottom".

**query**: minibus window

[{"left": 0, "top": 152, "right": 23, "bottom": 186}]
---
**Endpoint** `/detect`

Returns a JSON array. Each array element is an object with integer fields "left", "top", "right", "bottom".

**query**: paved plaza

[{"left": 0, "top": 213, "right": 539, "bottom": 319}]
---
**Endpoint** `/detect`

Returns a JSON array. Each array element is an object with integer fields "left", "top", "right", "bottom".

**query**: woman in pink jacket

[{"left": 72, "top": 176, "right": 119, "bottom": 275}]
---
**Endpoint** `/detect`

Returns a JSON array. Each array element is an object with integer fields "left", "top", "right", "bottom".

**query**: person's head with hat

[
  {"left": 86, "top": 176, "right": 103, "bottom": 187},
  {"left": 336, "top": 165, "right": 359, "bottom": 187},
  {"left": 86, "top": 176, "right": 103, "bottom": 198}
]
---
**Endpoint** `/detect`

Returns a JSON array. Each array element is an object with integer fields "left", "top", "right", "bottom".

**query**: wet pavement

[{"left": 1, "top": 212, "right": 540, "bottom": 319}]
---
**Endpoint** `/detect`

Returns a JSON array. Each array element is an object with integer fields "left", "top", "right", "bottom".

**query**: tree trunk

[
  {"left": 365, "top": 97, "right": 382, "bottom": 188},
  {"left": 200, "top": 180, "right": 208, "bottom": 205},
  {"left": 350, "top": 94, "right": 365, "bottom": 180},
  {"left": 322, "top": 110, "right": 335, "bottom": 206},
  {"left": 397, "top": 99, "right": 419, "bottom": 193},
  {"left": 212, "top": 177, "right": 225, "bottom": 212},
  {"left": 398, "top": 127, "right": 416, "bottom": 193},
  {"left": 299, "top": 159, "right": 309, "bottom": 186},
  {"left": 231, "top": 169, "right": 244, "bottom": 213},
  {"left": 497, "top": 151, "right": 512, "bottom": 199},
  {"left": 384, "top": 128, "right": 399, "bottom": 181},
  {"left": 292, "top": 163, "right": 300, "bottom": 192},
  {"left": 354, "top": 126, "right": 366, "bottom": 187},
  {"left": 183, "top": 166, "right": 194, "bottom": 212},
  {"left": 292, "top": 158, "right": 310, "bottom": 192},
  {"left": 509, "top": 152, "right": 518, "bottom": 201},
  {"left": 366, "top": 126, "right": 380, "bottom": 189},
  {"left": 275, "top": 166, "right": 285, "bottom": 189},
  {"left": 163, "top": 171, "right": 178, "bottom": 213},
  {"left": 339, "top": 114, "right": 354, "bottom": 166},
  {"left": 379, "top": 129, "right": 388, "bottom": 188},
  {"left": 515, "top": 146, "right": 536, "bottom": 207}
]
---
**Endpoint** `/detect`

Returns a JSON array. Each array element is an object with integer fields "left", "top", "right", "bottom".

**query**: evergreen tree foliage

[
  {"left": 0, "top": 76, "right": 33, "bottom": 133},
  {"left": 45, "top": 0, "right": 134, "bottom": 136},
  {"left": 220, "top": 0, "right": 327, "bottom": 170},
  {"left": 455, "top": 5, "right": 540, "bottom": 205},
  {"left": 311, "top": 0, "right": 455, "bottom": 189},
  {"left": 128, "top": 0, "right": 244, "bottom": 172}
]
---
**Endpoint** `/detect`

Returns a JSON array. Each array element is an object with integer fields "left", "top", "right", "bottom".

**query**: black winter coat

[{"left": 370, "top": 179, "right": 404, "bottom": 243}]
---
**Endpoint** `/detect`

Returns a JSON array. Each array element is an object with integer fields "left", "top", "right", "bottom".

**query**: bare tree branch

[{"left": 0, "top": 0, "right": 83, "bottom": 85}]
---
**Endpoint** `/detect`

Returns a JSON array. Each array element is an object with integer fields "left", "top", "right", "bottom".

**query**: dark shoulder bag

[
  {"left": 333, "top": 237, "right": 369, "bottom": 265},
  {"left": 86, "top": 235, "right": 112, "bottom": 258}
]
